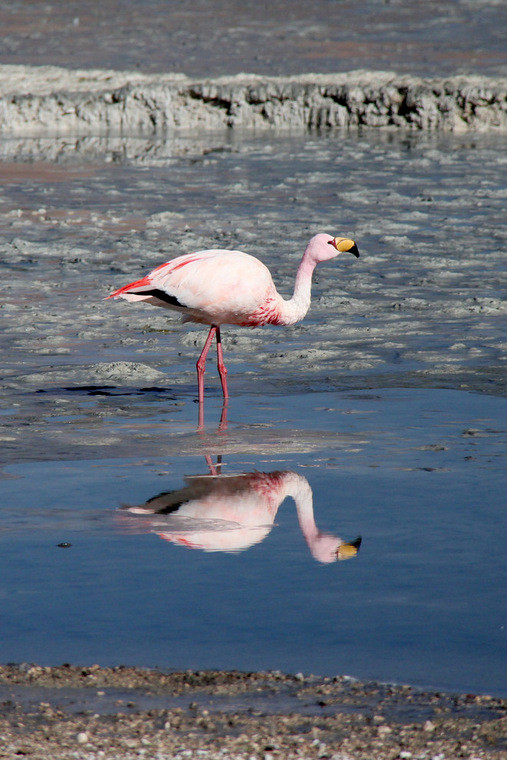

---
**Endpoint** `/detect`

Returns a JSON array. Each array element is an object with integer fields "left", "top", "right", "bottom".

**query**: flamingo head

[
  {"left": 336, "top": 535, "right": 362, "bottom": 560},
  {"left": 329, "top": 236, "right": 360, "bottom": 258},
  {"left": 310, "top": 533, "right": 362, "bottom": 564},
  {"left": 306, "top": 233, "right": 360, "bottom": 264}
]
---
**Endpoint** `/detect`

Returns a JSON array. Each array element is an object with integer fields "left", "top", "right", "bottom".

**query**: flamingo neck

[
  {"left": 276, "top": 253, "right": 317, "bottom": 325},
  {"left": 285, "top": 475, "right": 319, "bottom": 540},
  {"left": 282, "top": 472, "right": 343, "bottom": 564},
  {"left": 280, "top": 473, "right": 318, "bottom": 538}
]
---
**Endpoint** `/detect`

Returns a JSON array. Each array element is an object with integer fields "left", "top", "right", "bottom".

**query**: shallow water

[
  {"left": 0, "top": 389, "right": 505, "bottom": 696},
  {"left": 0, "top": 131, "right": 505, "bottom": 696}
]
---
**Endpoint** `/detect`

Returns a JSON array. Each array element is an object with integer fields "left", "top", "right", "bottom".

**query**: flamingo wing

[{"left": 109, "top": 249, "right": 276, "bottom": 326}]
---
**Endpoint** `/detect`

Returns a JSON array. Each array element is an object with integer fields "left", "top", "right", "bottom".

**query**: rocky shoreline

[
  {"left": 0, "top": 665, "right": 504, "bottom": 759},
  {"left": 1, "top": 65, "right": 506, "bottom": 135}
]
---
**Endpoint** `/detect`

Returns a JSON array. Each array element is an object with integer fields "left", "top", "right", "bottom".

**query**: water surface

[
  {"left": 0, "top": 130, "right": 505, "bottom": 696},
  {"left": 1, "top": 389, "right": 504, "bottom": 696}
]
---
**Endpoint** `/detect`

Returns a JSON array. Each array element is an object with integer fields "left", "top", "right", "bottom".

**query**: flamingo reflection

[{"left": 120, "top": 470, "right": 361, "bottom": 564}]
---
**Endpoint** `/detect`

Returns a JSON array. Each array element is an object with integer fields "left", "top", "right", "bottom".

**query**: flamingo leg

[
  {"left": 204, "top": 453, "right": 218, "bottom": 475},
  {"left": 196, "top": 326, "right": 217, "bottom": 406},
  {"left": 204, "top": 453, "right": 223, "bottom": 476},
  {"left": 218, "top": 401, "right": 228, "bottom": 431},
  {"left": 215, "top": 326, "right": 229, "bottom": 402}
]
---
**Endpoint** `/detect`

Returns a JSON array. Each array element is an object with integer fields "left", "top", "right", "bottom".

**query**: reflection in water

[
  {"left": 119, "top": 470, "right": 361, "bottom": 564},
  {"left": 0, "top": 135, "right": 233, "bottom": 165}
]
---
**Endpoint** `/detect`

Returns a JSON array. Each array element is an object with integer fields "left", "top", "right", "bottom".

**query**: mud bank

[
  {"left": 0, "top": 665, "right": 505, "bottom": 760},
  {"left": 1, "top": 65, "right": 506, "bottom": 134}
]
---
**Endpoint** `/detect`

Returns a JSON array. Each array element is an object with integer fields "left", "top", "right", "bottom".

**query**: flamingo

[
  {"left": 119, "top": 470, "right": 361, "bottom": 563},
  {"left": 108, "top": 234, "right": 359, "bottom": 404}
]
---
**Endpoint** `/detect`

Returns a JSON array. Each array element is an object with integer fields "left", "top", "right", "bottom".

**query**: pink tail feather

[{"left": 107, "top": 275, "right": 152, "bottom": 299}]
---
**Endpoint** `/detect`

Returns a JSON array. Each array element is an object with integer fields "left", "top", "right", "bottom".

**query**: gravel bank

[
  {"left": 1, "top": 65, "right": 506, "bottom": 134},
  {"left": 0, "top": 666, "right": 505, "bottom": 760}
]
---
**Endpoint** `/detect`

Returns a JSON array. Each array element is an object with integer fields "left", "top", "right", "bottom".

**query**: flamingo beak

[
  {"left": 329, "top": 237, "right": 360, "bottom": 258},
  {"left": 336, "top": 536, "right": 362, "bottom": 560}
]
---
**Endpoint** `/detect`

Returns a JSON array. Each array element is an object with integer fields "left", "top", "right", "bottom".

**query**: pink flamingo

[
  {"left": 108, "top": 234, "right": 359, "bottom": 406},
  {"left": 119, "top": 470, "right": 361, "bottom": 563}
]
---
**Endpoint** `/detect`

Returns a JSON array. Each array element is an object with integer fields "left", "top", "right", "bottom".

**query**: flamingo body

[
  {"left": 110, "top": 249, "right": 283, "bottom": 327},
  {"left": 108, "top": 234, "right": 359, "bottom": 406},
  {"left": 121, "top": 470, "right": 361, "bottom": 562}
]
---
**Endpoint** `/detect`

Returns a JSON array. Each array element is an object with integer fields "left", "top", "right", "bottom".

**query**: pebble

[{"left": 0, "top": 665, "right": 504, "bottom": 760}]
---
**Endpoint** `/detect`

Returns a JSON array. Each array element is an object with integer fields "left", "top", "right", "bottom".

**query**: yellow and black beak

[
  {"left": 336, "top": 536, "right": 362, "bottom": 560},
  {"left": 329, "top": 237, "right": 360, "bottom": 258}
]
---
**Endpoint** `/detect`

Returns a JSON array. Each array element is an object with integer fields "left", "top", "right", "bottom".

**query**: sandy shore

[{"left": 0, "top": 665, "right": 505, "bottom": 759}]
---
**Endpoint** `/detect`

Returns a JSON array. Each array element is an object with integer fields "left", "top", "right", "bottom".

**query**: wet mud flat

[
  {"left": 0, "top": 128, "right": 505, "bottom": 465},
  {"left": 0, "top": 665, "right": 505, "bottom": 760}
]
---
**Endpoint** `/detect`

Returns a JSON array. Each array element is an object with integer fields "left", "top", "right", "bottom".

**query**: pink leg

[
  {"left": 215, "top": 326, "right": 229, "bottom": 401},
  {"left": 218, "top": 401, "right": 228, "bottom": 431},
  {"left": 198, "top": 402, "right": 205, "bottom": 431},
  {"left": 204, "top": 453, "right": 223, "bottom": 476},
  {"left": 204, "top": 453, "right": 218, "bottom": 475},
  {"left": 196, "top": 326, "right": 217, "bottom": 406}
]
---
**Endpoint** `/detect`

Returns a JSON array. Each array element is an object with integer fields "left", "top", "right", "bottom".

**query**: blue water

[{"left": 1, "top": 388, "right": 505, "bottom": 696}]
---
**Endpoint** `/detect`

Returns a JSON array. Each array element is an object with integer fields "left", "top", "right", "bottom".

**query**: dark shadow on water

[{"left": 68, "top": 385, "right": 175, "bottom": 398}]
